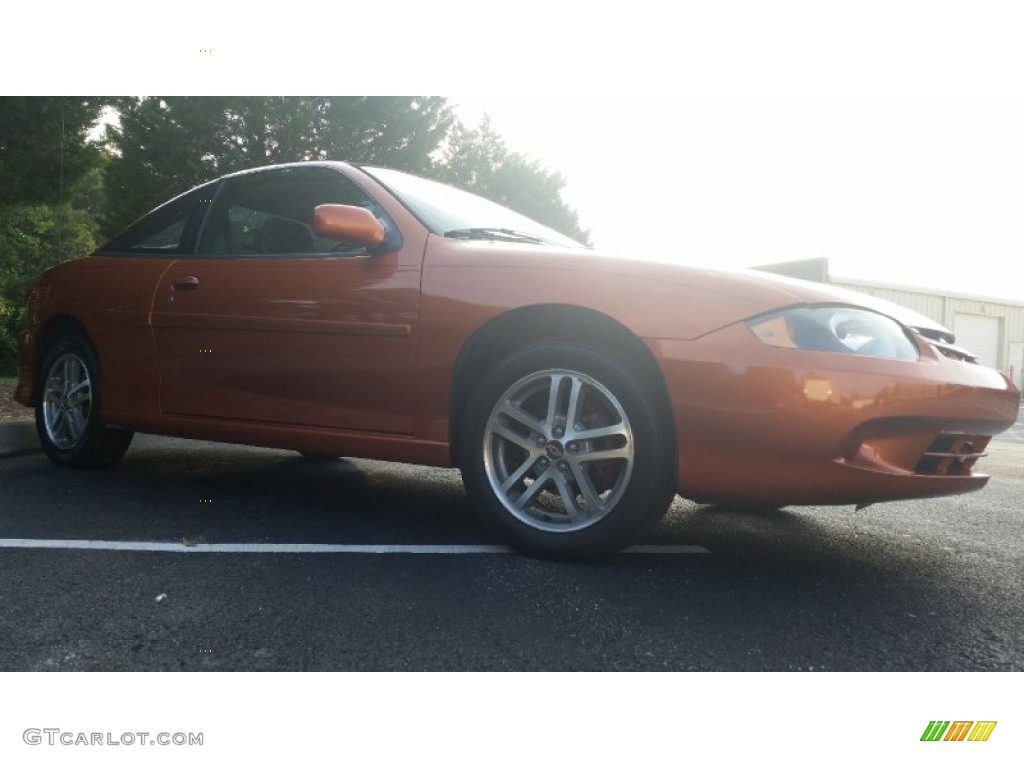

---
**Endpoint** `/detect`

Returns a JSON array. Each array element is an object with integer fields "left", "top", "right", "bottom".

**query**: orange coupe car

[{"left": 15, "top": 162, "right": 1021, "bottom": 557}]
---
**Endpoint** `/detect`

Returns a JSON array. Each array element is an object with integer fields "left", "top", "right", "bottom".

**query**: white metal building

[{"left": 755, "top": 258, "right": 1024, "bottom": 391}]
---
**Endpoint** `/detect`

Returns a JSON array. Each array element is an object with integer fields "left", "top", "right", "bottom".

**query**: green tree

[
  {"left": 103, "top": 97, "right": 454, "bottom": 237},
  {"left": 0, "top": 97, "right": 106, "bottom": 208},
  {"left": 433, "top": 116, "right": 590, "bottom": 243},
  {"left": 0, "top": 205, "right": 97, "bottom": 373},
  {"left": 311, "top": 97, "right": 453, "bottom": 173},
  {"left": 0, "top": 97, "right": 106, "bottom": 374},
  {"left": 101, "top": 97, "right": 232, "bottom": 237},
  {"left": 105, "top": 98, "right": 586, "bottom": 242}
]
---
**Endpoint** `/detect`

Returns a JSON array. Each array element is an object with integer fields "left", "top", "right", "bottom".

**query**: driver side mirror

[{"left": 312, "top": 204, "right": 387, "bottom": 248}]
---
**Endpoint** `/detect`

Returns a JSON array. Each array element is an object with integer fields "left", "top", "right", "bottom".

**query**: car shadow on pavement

[{"left": 6, "top": 439, "right": 486, "bottom": 545}]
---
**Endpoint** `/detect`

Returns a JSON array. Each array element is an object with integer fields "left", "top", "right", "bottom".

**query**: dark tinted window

[
  {"left": 102, "top": 183, "right": 215, "bottom": 255},
  {"left": 197, "top": 166, "right": 370, "bottom": 257}
]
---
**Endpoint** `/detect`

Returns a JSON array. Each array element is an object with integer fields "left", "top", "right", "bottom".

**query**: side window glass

[
  {"left": 135, "top": 217, "right": 188, "bottom": 250},
  {"left": 198, "top": 167, "right": 372, "bottom": 257},
  {"left": 102, "top": 184, "right": 214, "bottom": 254}
]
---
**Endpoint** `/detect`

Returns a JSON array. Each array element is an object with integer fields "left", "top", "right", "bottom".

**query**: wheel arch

[
  {"left": 31, "top": 314, "right": 94, "bottom": 403},
  {"left": 33, "top": 313, "right": 134, "bottom": 469},
  {"left": 448, "top": 303, "right": 676, "bottom": 468}
]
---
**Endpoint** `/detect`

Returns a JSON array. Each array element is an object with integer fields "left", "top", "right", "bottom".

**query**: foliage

[
  {"left": 306, "top": 97, "right": 455, "bottom": 173},
  {"left": 0, "top": 98, "right": 104, "bottom": 373},
  {"left": 432, "top": 116, "right": 590, "bottom": 244},
  {"left": 102, "top": 97, "right": 455, "bottom": 237},
  {"left": 0, "top": 97, "right": 106, "bottom": 208},
  {"left": 101, "top": 97, "right": 233, "bottom": 238},
  {"left": 0, "top": 205, "right": 97, "bottom": 374},
  {"left": 103, "top": 98, "right": 587, "bottom": 242}
]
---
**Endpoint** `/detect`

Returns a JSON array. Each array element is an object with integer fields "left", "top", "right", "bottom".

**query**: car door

[
  {"left": 150, "top": 165, "right": 422, "bottom": 434},
  {"left": 86, "top": 182, "right": 217, "bottom": 420}
]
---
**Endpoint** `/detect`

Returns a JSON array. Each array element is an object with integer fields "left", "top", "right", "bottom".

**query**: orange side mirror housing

[{"left": 312, "top": 204, "right": 387, "bottom": 248}]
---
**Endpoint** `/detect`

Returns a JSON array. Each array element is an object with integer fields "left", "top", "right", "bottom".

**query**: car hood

[
  {"left": 729, "top": 269, "right": 956, "bottom": 343},
  {"left": 585, "top": 251, "right": 955, "bottom": 341},
  {"left": 431, "top": 238, "right": 956, "bottom": 342}
]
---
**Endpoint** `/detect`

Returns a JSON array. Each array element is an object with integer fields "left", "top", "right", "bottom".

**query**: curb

[{"left": 0, "top": 420, "right": 40, "bottom": 458}]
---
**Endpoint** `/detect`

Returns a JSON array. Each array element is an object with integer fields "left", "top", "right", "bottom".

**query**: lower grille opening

[{"left": 914, "top": 434, "right": 990, "bottom": 476}]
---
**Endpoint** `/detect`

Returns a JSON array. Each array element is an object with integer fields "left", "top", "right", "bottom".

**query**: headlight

[{"left": 746, "top": 306, "right": 919, "bottom": 361}]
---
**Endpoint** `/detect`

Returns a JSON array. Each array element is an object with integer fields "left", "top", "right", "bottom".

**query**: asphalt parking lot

[
  {"left": 999, "top": 404, "right": 1024, "bottom": 443},
  {"left": 1, "top": 408, "right": 1022, "bottom": 671}
]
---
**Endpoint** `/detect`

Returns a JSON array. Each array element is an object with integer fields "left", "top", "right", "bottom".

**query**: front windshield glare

[{"left": 361, "top": 166, "right": 586, "bottom": 249}]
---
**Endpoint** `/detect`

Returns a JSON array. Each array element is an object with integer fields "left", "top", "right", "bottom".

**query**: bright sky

[
  {"left": 453, "top": 83, "right": 1024, "bottom": 302},
  {"left": 449, "top": 4, "right": 1024, "bottom": 303},
  {"left": 8, "top": 1, "right": 1024, "bottom": 302}
]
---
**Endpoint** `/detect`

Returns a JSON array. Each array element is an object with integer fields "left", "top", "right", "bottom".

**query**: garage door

[{"left": 953, "top": 313, "right": 1000, "bottom": 369}]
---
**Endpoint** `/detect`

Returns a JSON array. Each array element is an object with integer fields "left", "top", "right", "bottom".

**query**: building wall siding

[{"left": 832, "top": 282, "right": 946, "bottom": 321}]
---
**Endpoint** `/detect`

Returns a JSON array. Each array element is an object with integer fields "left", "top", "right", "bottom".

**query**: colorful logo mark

[{"left": 921, "top": 721, "right": 997, "bottom": 742}]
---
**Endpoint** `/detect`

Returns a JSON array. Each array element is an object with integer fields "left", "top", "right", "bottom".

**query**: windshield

[{"left": 361, "top": 166, "right": 586, "bottom": 249}]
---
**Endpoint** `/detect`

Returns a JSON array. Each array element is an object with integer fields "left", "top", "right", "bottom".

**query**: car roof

[{"left": 219, "top": 160, "right": 356, "bottom": 181}]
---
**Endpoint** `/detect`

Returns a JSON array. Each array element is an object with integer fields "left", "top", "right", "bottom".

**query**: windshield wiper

[{"left": 444, "top": 227, "right": 550, "bottom": 245}]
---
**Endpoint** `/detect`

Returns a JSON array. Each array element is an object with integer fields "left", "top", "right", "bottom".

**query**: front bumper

[{"left": 653, "top": 324, "right": 1020, "bottom": 506}]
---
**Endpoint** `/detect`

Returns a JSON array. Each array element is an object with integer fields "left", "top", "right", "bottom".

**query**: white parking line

[{"left": 0, "top": 538, "right": 709, "bottom": 555}]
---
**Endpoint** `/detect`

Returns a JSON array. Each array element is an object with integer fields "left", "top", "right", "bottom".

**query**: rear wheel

[
  {"left": 460, "top": 341, "right": 676, "bottom": 559},
  {"left": 36, "top": 336, "right": 133, "bottom": 469}
]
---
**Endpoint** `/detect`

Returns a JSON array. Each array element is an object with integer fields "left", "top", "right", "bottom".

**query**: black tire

[
  {"left": 459, "top": 341, "right": 676, "bottom": 559},
  {"left": 35, "top": 335, "right": 133, "bottom": 470}
]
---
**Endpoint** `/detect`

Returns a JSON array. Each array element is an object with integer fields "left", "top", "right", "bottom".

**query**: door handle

[{"left": 172, "top": 275, "right": 200, "bottom": 290}]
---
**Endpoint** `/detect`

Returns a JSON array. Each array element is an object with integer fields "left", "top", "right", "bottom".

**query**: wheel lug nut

[
  {"left": 558, "top": 461, "right": 570, "bottom": 471},
  {"left": 537, "top": 437, "right": 546, "bottom": 446},
  {"left": 567, "top": 442, "right": 577, "bottom": 452}
]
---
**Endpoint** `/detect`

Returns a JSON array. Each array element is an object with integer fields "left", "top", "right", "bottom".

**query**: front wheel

[
  {"left": 35, "top": 336, "right": 133, "bottom": 469},
  {"left": 460, "top": 342, "right": 676, "bottom": 559}
]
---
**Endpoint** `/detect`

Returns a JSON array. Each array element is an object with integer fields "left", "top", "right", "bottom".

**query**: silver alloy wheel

[
  {"left": 482, "top": 369, "right": 635, "bottom": 532},
  {"left": 42, "top": 352, "right": 92, "bottom": 450}
]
